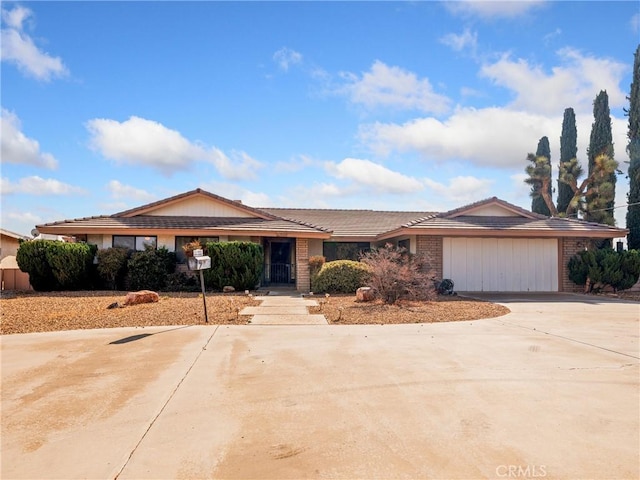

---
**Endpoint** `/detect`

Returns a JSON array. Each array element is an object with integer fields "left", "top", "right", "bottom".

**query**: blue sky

[{"left": 1, "top": 1, "right": 639, "bottom": 236}]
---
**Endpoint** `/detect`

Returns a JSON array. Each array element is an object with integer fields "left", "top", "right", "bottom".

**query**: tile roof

[
  {"left": 262, "top": 208, "right": 435, "bottom": 237},
  {"left": 37, "top": 216, "right": 330, "bottom": 235},
  {"left": 401, "top": 215, "right": 625, "bottom": 236},
  {"left": 34, "top": 189, "right": 627, "bottom": 240}
]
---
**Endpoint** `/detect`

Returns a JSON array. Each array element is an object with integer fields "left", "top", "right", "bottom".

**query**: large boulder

[
  {"left": 356, "top": 286, "right": 375, "bottom": 302},
  {"left": 124, "top": 290, "right": 159, "bottom": 306},
  {"left": 223, "top": 286, "right": 235, "bottom": 293}
]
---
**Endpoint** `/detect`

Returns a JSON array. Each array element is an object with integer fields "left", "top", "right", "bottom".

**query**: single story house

[{"left": 35, "top": 188, "right": 627, "bottom": 293}]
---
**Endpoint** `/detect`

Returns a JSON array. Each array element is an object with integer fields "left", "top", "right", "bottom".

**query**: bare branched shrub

[{"left": 360, "top": 243, "right": 436, "bottom": 304}]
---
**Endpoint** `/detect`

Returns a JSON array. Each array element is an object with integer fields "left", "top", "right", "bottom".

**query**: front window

[
  {"left": 113, "top": 235, "right": 157, "bottom": 251},
  {"left": 323, "top": 242, "right": 371, "bottom": 262}
]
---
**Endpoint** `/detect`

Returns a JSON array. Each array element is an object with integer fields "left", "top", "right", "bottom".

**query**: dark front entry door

[{"left": 270, "top": 241, "right": 291, "bottom": 283}]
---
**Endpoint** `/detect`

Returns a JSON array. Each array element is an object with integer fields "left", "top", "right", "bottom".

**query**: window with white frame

[{"left": 113, "top": 235, "right": 157, "bottom": 251}]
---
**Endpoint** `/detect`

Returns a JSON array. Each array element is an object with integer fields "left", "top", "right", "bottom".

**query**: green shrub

[
  {"left": 46, "top": 242, "right": 97, "bottom": 290},
  {"left": 203, "top": 241, "right": 263, "bottom": 291},
  {"left": 96, "top": 247, "right": 130, "bottom": 290},
  {"left": 16, "top": 240, "right": 57, "bottom": 290},
  {"left": 312, "top": 260, "right": 371, "bottom": 294},
  {"left": 127, "top": 246, "right": 177, "bottom": 291},
  {"left": 568, "top": 248, "right": 640, "bottom": 292},
  {"left": 16, "top": 240, "right": 96, "bottom": 291}
]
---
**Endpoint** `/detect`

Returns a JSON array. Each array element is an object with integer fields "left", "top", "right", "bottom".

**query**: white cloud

[
  {"left": 283, "top": 182, "right": 355, "bottom": 209},
  {"left": 480, "top": 48, "right": 628, "bottom": 115},
  {"left": 510, "top": 173, "right": 531, "bottom": 199},
  {"left": 86, "top": 116, "right": 261, "bottom": 180},
  {"left": 1, "top": 5, "right": 30, "bottom": 29},
  {"left": 439, "top": 28, "right": 477, "bottom": 53},
  {"left": 8, "top": 211, "right": 42, "bottom": 225},
  {"left": 2, "top": 210, "right": 42, "bottom": 235},
  {"left": 543, "top": 28, "right": 562, "bottom": 45},
  {"left": 0, "top": 5, "right": 68, "bottom": 81},
  {"left": 273, "top": 47, "right": 302, "bottom": 71},
  {"left": 209, "top": 148, "right": 263, "bottom": 181},
  {"left": 444, "top": 1, "right": 546, "bottom": 19},
  {"left": 325, "top": 158, "right": 424, "bottom": 194},
  {"left": 423, "top": 175, "right": 494, "bottom": 206},
  {"left": 361, "top": 102, "right": 629, "bottom": 173},
  {"left": 2, "top": 176, "right": 86, "bottom": 195},
  {"left": 339, "top": 61, "right": 451, "bottom": 114},
  {"left": 106, "top": 180, "right": 156, "bottom": 203},
  {"left": 631, "top": 13, "right": 639, "bottom": 34},
  {"left": 275, "top": 154, "right": 318, "bottom": 173},
  {"left": 1, "top": 109, "right": 58, "bottom": 169},
  {"left": 87, "top": 116, "right": 205, "bottom": 174},
  {"left": 360, "top": 108, "right": 557, "bottom": 168},
  {"left": 200, "top": 181, "right": 271, "bottom": 207}
]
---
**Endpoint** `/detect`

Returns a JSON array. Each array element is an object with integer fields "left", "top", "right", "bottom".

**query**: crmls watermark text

[{"left": 496, "top": 465, "right": 547, "bottom": 478}]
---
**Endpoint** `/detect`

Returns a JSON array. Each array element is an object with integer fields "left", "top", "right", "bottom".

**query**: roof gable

[
  {"left": 443, "top": 197, "right": 544, "bottom": 219},
  {"left": 113, "top": 188, "right": 276, "bottom": 220}
]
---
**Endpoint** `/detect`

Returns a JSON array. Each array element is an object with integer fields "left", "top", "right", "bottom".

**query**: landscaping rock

[
  {"left": 356, "top": 287, "right": 375, "bottom": 302},
  {"left": 223, "top": 286, "right": 235, "bottom": 293},
  {"left": 124, "top": 290, "right": 159, "bottom": 306}
]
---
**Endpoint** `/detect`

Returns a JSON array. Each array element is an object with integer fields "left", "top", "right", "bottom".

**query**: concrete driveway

[{"left": 1, "top": 294, "right": 638, "bottom": 479}]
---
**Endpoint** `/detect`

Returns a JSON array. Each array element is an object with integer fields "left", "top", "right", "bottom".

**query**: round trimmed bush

[{"left": 312, "top": 260, "right": 371, "bottom": 294}]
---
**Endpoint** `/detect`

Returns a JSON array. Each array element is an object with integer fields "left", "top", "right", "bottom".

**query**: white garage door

[{"left": 443, "top": 238, "right": 558, "bottom": 292}]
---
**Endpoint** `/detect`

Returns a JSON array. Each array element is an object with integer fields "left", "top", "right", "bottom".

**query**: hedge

[
  {"left": 16, "top": 240, "right": 97, "bottom": 291},
  {"left": 202, "top": 241, "right": 263, "bottom": 291},
  {"left": 127, "top": 246, "right": 177, "bottom": 291},
  {"left": 568, "top": 248, "right": 640, "bottom": 292}
]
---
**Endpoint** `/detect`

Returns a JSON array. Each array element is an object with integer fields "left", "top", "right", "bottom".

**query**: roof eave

[{"left": 378, "top": 226, "right": 627, "bottom": 239}]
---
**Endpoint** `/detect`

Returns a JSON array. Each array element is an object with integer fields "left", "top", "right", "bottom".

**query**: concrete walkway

[{"left": 240, "top": 291, "right": 328, "bottom": 325}]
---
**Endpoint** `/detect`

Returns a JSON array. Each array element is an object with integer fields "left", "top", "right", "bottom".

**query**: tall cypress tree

[
  {"left": 531, "top": 136, "right": 552, "bottom": 216},
  {"left": 626, "top": 45, "right": 640, "bottom": 250},
  {"left": 557, "top": 108, "right": 577, "bottom": 214},
  {"left": 585, "top": 90, "right": 616, "bottom": 225}
]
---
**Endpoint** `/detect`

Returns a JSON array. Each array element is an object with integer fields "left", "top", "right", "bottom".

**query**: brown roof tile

[
  {"left": 37, "top": 216, "right": 330, "bottom": 236},
  {"left": 404, "top": 215, "right": 626, "bottom": 235},
  {"left": 262, "top": 208, "right": 434, "bottom": 238}
]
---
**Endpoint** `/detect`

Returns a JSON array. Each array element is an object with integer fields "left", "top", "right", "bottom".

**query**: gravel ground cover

[
  {"left": 308, "top": 294, "right": 510, "bottom": 324},
  {"left": 0, "top": 291, "right": 259, "bottom": 335},
  {"left": 0, "top": 290, "right": 512, "bottom": 334}
]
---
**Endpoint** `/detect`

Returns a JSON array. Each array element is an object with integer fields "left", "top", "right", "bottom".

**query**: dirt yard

[{"left": 0, "top": 290, "right": 511, "bottom": 335}]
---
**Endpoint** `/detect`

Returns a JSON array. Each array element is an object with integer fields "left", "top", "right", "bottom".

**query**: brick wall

[
  {"left": 295, "top": 238, "right": 310, "bottom": 292},
  {"left": 560, "top": 237, "right": 592, "bottom": 293},
  {"left": 416, "top": 235, "right": 443, "bottom": 280}
]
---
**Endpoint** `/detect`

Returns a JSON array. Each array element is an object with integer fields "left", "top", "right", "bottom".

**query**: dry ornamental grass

[{"left": 1, "top": 290, "right": 510, "bottom": 335}]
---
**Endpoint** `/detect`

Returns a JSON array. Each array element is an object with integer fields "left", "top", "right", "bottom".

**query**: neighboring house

[
  {"left": 0, "top": 228, "right": 32, "bottom": 291},
  {"left": 35, "top": 188, "right": 627, "bottom": 293},
  {"left": 0, "top": 228, "right": 29, "bottom": 261}
]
